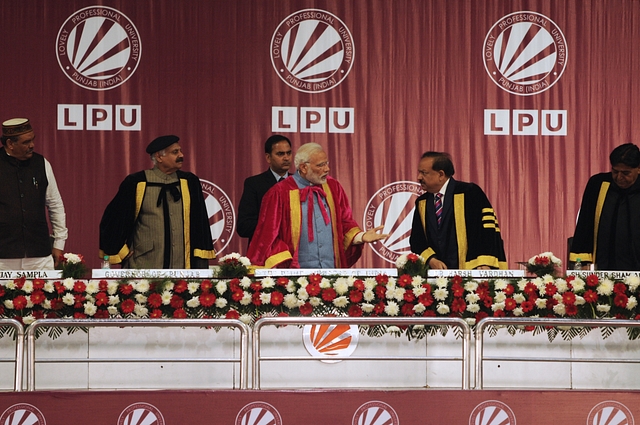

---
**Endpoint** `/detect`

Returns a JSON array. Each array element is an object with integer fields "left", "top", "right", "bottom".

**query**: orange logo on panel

[{"left": 302, "top": 323, "right": 359, "bottom": 362}]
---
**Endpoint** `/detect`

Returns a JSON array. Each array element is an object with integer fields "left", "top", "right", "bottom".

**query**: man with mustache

[
  {"left": 99, "top": 135, "right": 215, "bottom": 269},
  {"left": 247, "top": 142, "right": 387, "bottom": 268},
  {"left": 0, "top": 118, "right": 68, "bottom": 270},
  {"left": 237, "top": 135, "right": 293, "bottom": 247}
]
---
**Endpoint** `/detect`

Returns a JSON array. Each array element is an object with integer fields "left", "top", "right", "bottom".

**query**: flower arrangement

[
  {"left": 526, "top": 252, "right": 562, "bottom": 277},
  {"left": 56, "top": 253, "right": 88, "bottom": 279},
  {"left": 2, "top": 270, "right": 640, "bottom": 341},
  {"left": 217, "top": 253, "right": 252, "bottom": 278},
  {"left": 395, "top": 253, "right": 428, "bottom": 277}
]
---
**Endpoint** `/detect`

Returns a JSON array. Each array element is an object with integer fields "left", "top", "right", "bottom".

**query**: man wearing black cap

[
  {"left": 99, "top": 135, "right": 215, "bottom": 268},
  {"left": 0, "top": 118, "right": 68, "bottom": 270}
]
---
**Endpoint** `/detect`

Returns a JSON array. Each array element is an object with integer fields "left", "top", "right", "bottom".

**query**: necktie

[
  {"left": 300, "top": 185, "right": 331, "bottom": 242},
  {"left": 434, "top": 193, "right": 443, "bottom": 227},
  {"left": 278, "top": 176, "right": 285, "bottom": 182}
]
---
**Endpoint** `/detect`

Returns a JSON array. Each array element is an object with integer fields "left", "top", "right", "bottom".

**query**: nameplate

[
  {"left": 427, "top": 269, "right": 525, "bottom": 278},
  {"left": 0, "top": 270, "right": 63, "bottom": 280},
  {"left": 566, "top": 270, "right": 640, "bottom": 280},
  {"left": 92, "top": 269, "right": 214, "bottom": 279},
  {"left": 254, "top": 268, "right": 398, "bottom": 277}
]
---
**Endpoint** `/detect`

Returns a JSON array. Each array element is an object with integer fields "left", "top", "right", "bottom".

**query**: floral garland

[{"left": 1, "top": 252, "right": 640, "bottom": 341}]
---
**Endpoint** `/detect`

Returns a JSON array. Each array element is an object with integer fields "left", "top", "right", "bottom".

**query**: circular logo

[
  {"left": 235, "top": 401, "right": 282, "bottom": 425},
  {"left": 469, "top": 400, "right": 516, "bottom": 425},
  {"left": 352, "top": 401, "right": 399, "bottom": 425},
  {"left": 0, "top": 403, "right": 46, "bottom": 425},
  {"left": 483, "top": 11, "right": 567, "bottom": 96},
  {"left": 302, "top": 323, "right": 359, "bottom": 363},
  {"left": 56, "top": 6, "right": 142, "bottom": 91},
  {"left": 117, "top": 402, "right": 165, "bottom": 425},
  {"left": 587, "top": 401, "right": 634, "bottom": 425},
  {"left": 200, "top": 179, "right": 235, "bottom": 255},
  {"left": 363, "top": 181, "right": 425, "bottom": 264},
  {"left": 271, "top": 9, "right": 354, "bottom": 93}
]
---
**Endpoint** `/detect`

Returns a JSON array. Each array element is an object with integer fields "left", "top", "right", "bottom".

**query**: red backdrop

[{"left": 1, "top": 0, "right": 638, "bottom": 268}]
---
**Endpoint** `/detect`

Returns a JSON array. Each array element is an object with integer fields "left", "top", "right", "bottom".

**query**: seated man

[
  {"left": 247, "top": 142, "right": 387, "bottom": 268},
  {"left": 570, "top": 143, "right": 640, "bottom": 270},
  {"left": 409, "top": 151, "right": 507, "bottom": 269}
]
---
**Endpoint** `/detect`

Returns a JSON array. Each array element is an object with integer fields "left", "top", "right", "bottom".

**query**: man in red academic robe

[{"left": 246, "top": 143, "right": 387, "bottom": 269}]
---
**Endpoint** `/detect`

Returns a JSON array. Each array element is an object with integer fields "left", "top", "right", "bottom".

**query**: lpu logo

[{"left": 302, "top": 323, "right": 359, "bottom": 362}]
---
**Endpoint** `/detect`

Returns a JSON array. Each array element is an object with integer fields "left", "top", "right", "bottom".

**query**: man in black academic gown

[
  {"left": 237, "top": 135, "right": 292, "bottom": 246},
  {"left": 409, "top": 151, "right": 507, "bottom": 270},
  {"left": 570, "top": 143, "right": 640, "bottom": 270}
]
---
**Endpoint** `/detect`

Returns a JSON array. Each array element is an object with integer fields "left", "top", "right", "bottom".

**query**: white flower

[
  {"left": 135, "top": 280, "right": 150, "bottom": 293},
  {"left": 161, "top": 291, "right": 172, "bottom": 305},
  {"left": 22, "top": 281, "right": 34, "bottom": 294},
  {"left": 333, "top": 296, "right": 348, "bottom": 308},
  {"left": 187, "top": 281, "right": 200, "bottom": 294},
  {"left": 627, "top": 295, "right": 638, "bottom": 310},
  {"left": 296, "top": 287, "right": 309, "bottom": 300},
  {"left": 85, "top": 280, "right": 99, "bottom": 294},
  {"left": 84, "top": 302, "right": 97, "bottom": 316},
  {"left": 134, "top": 304, "right": 148, "bottom": 317},
  {"left": 411, "top": 276, "right": 425, "bottom": 287},
  {"left": 395, "top": 254, "right": 408, "bottom": 269},
  {"left": 63, "top": 278, "right": 75, "bottom": 290},
  {"left": 542, "top": 274, "right": 555, "bottom": 283},
  {"left": 596, "top": 304, "right": 611, "bottom": 313},
  {"left": 491, "top": 302, "right": 505, "bottom": 312},
  {"left": 319, "top": 278, "right": 331, "bottom": 289},
  {"left": 4, "top": 281, "right": 16, "bottom": 290},
  {"left": 575, "top": 296, "right": 585, "bottom": 306},
  {"left": 466, "top": 303, "right": 480, "bottom": 313},
  {"left": 216, "top": 281, "right": 228, "bottom": 295},
  {"left": 107, "top": 306, "right": 118, "bottom": 316},
  {"left": 412, "top": 286, "right": 426, "bottom": 297},
  {"left": 465, "top": 293, "right": 480, "bottom": 303},
  {"left": 571, "top": 277, "right": 586, "bottom": 292},
  {"left": 363, "top": 289, "right": 375, "bottom": 302},
  {"left": 364, "top": 278, "right": 377, "bottom": 291},
  {"left": 296, "top": 276, "right": 309, "bottom": 287},
  {"left": 42, "top": 299, "right": 51, "bottom": 309},
  {"left": 22, "top": 315, "right": 36, "bottom": 325},
  {"left": 186, "top": 297, "right": 200, "bottom": 308},
  {"left": 240, "top": 277, "right": 252, "bottom": 289},
  {"left": 413, "top": 303, "right": 426, "bottom": 314},
  {"left": 26, "top": 299, "right": 34, "bottom": 309},
  {"left": 554, "top": 279, "right": 568, "bottom": 294},
  {"left": 362, "top": 303, "right": 374, "bottom": 313},
  {"left": 333, "top": 278, "right": 349, "bottom": 295},
  {"left": 513, "top": 307, "right": 524, "bottom": 317},
  {"left": 283, "top": 294, "right": 299, "bottom": 309},
  {"left": 261, "top": 277, "right": 275, "bottom": 289},
  {"left": 43, "top": 281, "right": 55, "bottom": 293},
  {"left": 597, "top": 279, "right": 614, "bottom": 296},
  {"left": 164, "top": 281, "right": 175, "bottom": 291},
  {"left": 625, "top": 275, "right": 640, "bottom": 292},
  {"left": 309, "top": 297, "right": 322, "bottom": 307},
  {"left": 62, "top": 293, "right": 75, "bottom": 306},
  {"left": 464, "top": 280, "right": 478, "bottom": 292},
  {"left": 528, "top": 252, "right": 561, "bottom": 266},
  {"left": 493, "top": 291, "right": 506, "bottom": 303},
  {"left": 436, "top": 302, "right": 450, "bottom": 315},
  {"left": 433, "top": 288, "right": 448, "bottom": 301},
  {"left": 513, "top": 293, "right": 526, "bottom": 304},
  {"left": 215, "top": 298, "right": 227, "bottom": 308},
  {"left": 239, "top": 256, "right": 251, "bottom": 267},
  {"left": 392, "top": 287, "right": 405, "bottom": 302},
  {"left": 240, "top": 291, "right": 252, "bottom": 305},
  {"left": 107, "top": 281, "right": 119, "bottom": 295},
  {"left": 3, "top": 300, "right": 13, "bottom": 309},
  {"left": 535, "top": 298, "right": 547, "bottom": 309},
  {"left": 239, "top": 314, "right": 252, "bottom": 325},
  {"left": 260, "top": 292, "right": 272, "bottom": 305},
  {"left": 63, "top": 253, "right": 83, "bottom": 264},
  {"left": 286, "top": 281, "right": 296, "bottom": 293},
  {"left": 435, "top": 277, "right": 448, "bottom": 288},
  {"left": 109, "top": 295, "right": 121, "bottom": 306},
  {"left": 553, "top": 303, "right": 566, "bottom": 316},
  {"left": 465, "top": 318, "right": 477, "bottom": 326},
  {"left": 494, "top": 279, "right": 508, "bottom": 290},
  {"left": 384, "top": 301, "right": 399, "bottom": 316},
  {"left": 517, "top": 279, "right": 529, "bottom": 291}
]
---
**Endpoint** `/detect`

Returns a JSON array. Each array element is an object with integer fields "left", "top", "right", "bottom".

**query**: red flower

[
  {"left": 403, "top": 291, "right": 416, "bottom": 303},
  {"left": 299, "top": 302, "right": 313, "bottom": 315},
  {"left": 231, "top": 290, "right": 244, "bottom": 302},
  {"left": 308, "top": 274, "right": 322, "bottom": 285},
  {"left": 401, "top": 303, "right": 416, "bottom": 316},
  {"left": 321, "top": 288, "right": 337, "bottom": 302},
  {"left": 475, "top": 311, "right": 489, "bottom": 322},
  {"left": 99, "top": 280, "right": 109, "bottom": 292},
  {"left": 94, "top": 309, "right": 110, "bottom": 319},
  {"left": 174, "top": 280, "right": 188, "bottom": 293},
  {"left": 418, "top": 292, "right": 434, "bottom": 307},
  {"left": 521, "top": 300, "right": 534, "bottom": 312},
  {"left": 33, "top": 279, "right": 45, "bottom": 290},
  {"left": 73, "top": 281, "right": 86, "bottom": 293},
  {"left": 452, "top": 275, "right": 463, "bottom": 285},
  {"left": 73, "top": 312, "right": 87, "bottom": 319},
  {"left": 225, "top": 310, "right": 240, "bottom": 320},
  {"left": 200, "top": 279, "right": 213, "bottom": 292},
  {"left": 565, "top": 304, "right": 578, "bottom": 316},
  {"left": 277, "top": 312, "right": 289, "bottom": 318},
  {"left": 270, "top": 291, "right": 284, "bottom": 306},
  {"left": 276, "top": 277, "right": 290, "bottom": 287},
  {"left": 199, "top": 292, "right": 216, "bottom": 307},
  {"left": 13, "top": 295, "right": 27, "bottom": 310},
  {"left": 375, "top": 274, "right": 389, "bottom": 284},
  {"left": 30, "top": 290, "right": 46, "bottom": 305},
  {"left": 374, "top": 285, "right": 387, "bottom": 300},
  {"left": 451, "top": 298, "right": 467, "bottom": 313},
  {"left": 119, "top": 284, "right": 134, "bottom": 295},
  {"left": 0, "top": 286, "right": 4, "bottom": 297},
  {"left": 120, "top": 299, "right": 135, "bottom": 314},
  {"left": 614, "top": 293, "right": 629, "bottom": 308},
  {"left": 493, "top": 309, "right": 506, "bottom": 317},
  {"left": 614, "top": 282, "right": 627, "bottom": 295},
  {"left": 423, "top": 310, "right": 436, "bottom": 317},
  {"left": 173, "top": 308, "right": 187, "bottom": 318},
  {"left": 504, "top": 284, "right": 515, "bottom": 296},
  {"left": 398, "top": 274, "right": 413, "bottom": 287},
  {"left": 147, "top": 293, "right": 162, "bottom": 308},
  {"left": 150, "top": 309, "right": 163, "bottom": 318},
  {"left": 348, "top": 304, "right": 363, "bottom": 317},
  {"left": 170, "top": 295, "right": 184, "bottom": 309},
  {"left": 504, "top": 298, "right": 517, "bottom": 311},
  {"left": 586, "top": 274, "right": 599, "bottom": 287},
  {"left": 373, "top": 302, "right": 385, "bottom": 315},
  {"left": 562, "top": 292, "right": 576, "bottom": 305},
  {"left": 583, "top": 290, "right": 598, "bottom": 304},
  {"left": 452, "top": 283, "right": 464, "bottom": 298},
  {"left": 306, "top": 282, "right": 321, "bottom": 296},
  {"left": 250, "top": 282, "right": 262, "bottom": 292},
  {"left": 349, "top": 290, "right": 363, "bottom": 303},
  {"left": 54, "top": 281, "right": 65, "bottom": 294},
  {"left": 15, "top": 277, "right": 26, "bottom": 289},
  {"left": 353, "top": 279, "right": 365, "bottom": 291},
  {"left": 229, "top": 278, "right": 241, "bottom": 292},
  {"left": 251, "top": 292, "right": 262, "bottom": 306},
  {"left": 544, "top": 283, "right": 557, "bottom": 296}
]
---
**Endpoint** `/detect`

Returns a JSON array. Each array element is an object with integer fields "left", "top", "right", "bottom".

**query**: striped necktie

[{"left": 434, "top": 193, "right": 443, "bottom": 227}]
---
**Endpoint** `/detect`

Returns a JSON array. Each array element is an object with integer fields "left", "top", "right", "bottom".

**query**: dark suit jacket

[{"left": 237, "top": 169, "right": 279, "bottom": 241}]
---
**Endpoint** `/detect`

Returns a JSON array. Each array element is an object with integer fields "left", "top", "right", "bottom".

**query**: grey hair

[
  {"left": 150, "top": 149, "right": 166, "bottom": 164},
  {"left": 294, "top": 142, "right": 324, "bottom": 169}
]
